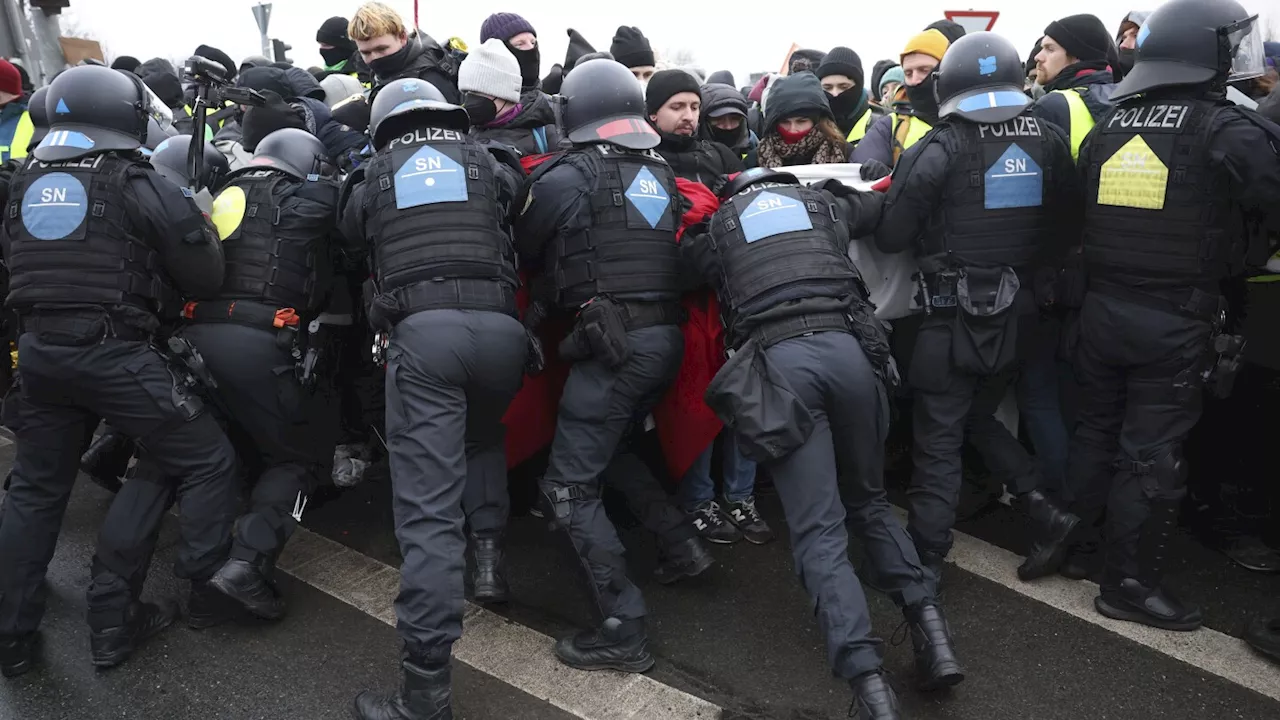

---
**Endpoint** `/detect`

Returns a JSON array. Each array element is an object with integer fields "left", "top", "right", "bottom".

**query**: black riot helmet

[
  {"left": 141, "top": 116, "right": 176, "bottom": 156},
  {"left": 718, "top": 166, "right": 800, "bottom": 200},
  {"left": 149, "top": 134, "right": 230, "bottom": 192},
  {"left": 243, "top": 128, "right": 329, "bottom": 180},
  {"left": 1112, "top": 0, "right": 1264, "bottom": 101},
  {"left": 369, "top": 78, "right": 469, "bottom": 151},
  {"left": 26, "top": 86, "right": 49, "bottom": 151},
  {"left": 935, "top": 31, "right": 1031, "bottom": 124},
  {"left": 561, "top": 58, "right": 660, "bottom": 150},
  {"left": 34, "top": 64, "right": 150, "bottom": 162}
]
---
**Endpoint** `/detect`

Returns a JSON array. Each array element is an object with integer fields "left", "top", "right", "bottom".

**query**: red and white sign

[{"left": 944, "top": 10, "right": 1000, "bottom": 34}]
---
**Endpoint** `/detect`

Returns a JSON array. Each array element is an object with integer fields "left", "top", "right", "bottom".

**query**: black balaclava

[
  {"left": 506, "top": 43, "right": 541, "bottom": 90},
  {"left": 906, "top": 74, "right": 940, "bottom": 123},
  {"left": 317, "top": 16, "right": 357, "bottom": 68}
]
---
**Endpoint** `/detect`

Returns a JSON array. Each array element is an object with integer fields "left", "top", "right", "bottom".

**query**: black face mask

[
  {"left": 1116, "top": 47, "right": 1135, "bottom": 79},
  {"left": 826, "top": 88, "right": 865, "bottom": 120},
  {"left": 367, "top": 40, "right": 415, "bottom": 78},
  {"left": 709, "top": 124, "right": 744, "bottom": 149},
  {"left": 463, "top": 94, "right": 498, "bottom": 127},
  {"left": 507, "top": 43, "right": 541, "bottom": 90},
  {"left": 321, "top": 46, "right": 352, "bottom": 68},
  {"left": 906, "top": 74, "right": 940, "bottom": 122}
]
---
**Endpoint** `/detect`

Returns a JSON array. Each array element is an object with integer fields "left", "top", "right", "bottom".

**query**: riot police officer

[
  {"left": 514, "top": 58, "right": 713, "bottom": 674},
  {"left": 171, "top": 128, "right": 348, "bottom": 623},
  {"left": 341, "top": 78, "right": 529, "bottom": 720},
  {"left": 874, "top": 32, "right": 1082, "bottom": 586},
  {"left": 1065, "top": 0, "right": 1280, "bottom": 630},
  {"left": 0, "top": 64, "right": 237, "bottom": 675},
  {"left": 685, "top": 167, "right": 962, "bottom": 718}
]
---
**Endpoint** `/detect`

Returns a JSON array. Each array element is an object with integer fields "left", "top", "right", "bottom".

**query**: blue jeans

[
  {"left": 1017, "top": 314, "right": 1072, "bottom": 499},
  {"left": 681, "top": 431, "right": 757, "bottom": 510}
]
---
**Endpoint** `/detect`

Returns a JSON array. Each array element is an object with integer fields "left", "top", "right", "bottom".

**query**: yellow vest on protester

[
  {"left": 892, "top": 112, "right": 932, "bottom": 165},
  {"left": 1051, "top": 88, "right": 1094, "bottom": 162},
  {"left": 0, "top": 111, "right": 33, "bottom": 163},
  {"left": 845, "top": 107, "right": 875, "bottom": 144}
]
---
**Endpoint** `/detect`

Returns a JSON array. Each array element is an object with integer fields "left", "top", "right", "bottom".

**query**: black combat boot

[
  {"left": 1096, "top": 579, "right": 1202, "bottom": 631},
  {"left": 90, "top": 601, "right": 178, "bottom": 669},
  {"left": 352, "top": 660, "right": 452, "bottom": 720},
  {"left": 1017, "top": 490, "right": 1080, "bottom": 580},
  {"left": 471, "top": 534, "right": 508, "bottom": 604},
  {"left": 0, "top": 632, "right": 40, "bottom": 678},
  {"left": 554, "top": 617, "right": 654, "bottom": 673},
  {"left": 208, "top": 558, "right": 285, "bottom": 621},
  {"left": 848, "top": 670, "right": 901, "bottom": 719},
  {"left": 905, "top": 604, "right": 964, "bottom": 690},
  {"left": 653, "top": 537, "right": 715, "bottom": 585},
  {"left": 80, "top": 430, "right": 131, "bottom": 494},
  {"left": 188, "top": 580, "right": 240, "bottom": 630}
]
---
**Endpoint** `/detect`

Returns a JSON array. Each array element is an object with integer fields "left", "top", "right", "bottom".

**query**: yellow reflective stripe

[
  {"left": 845, "top": 108, "right": 873, "bottom": 143},
  {"left": 1052, "top": 88, "right": 1094, "bottom": 161},
  {"left": 0, "top": 111, "right": 32, "bottom": 162}
]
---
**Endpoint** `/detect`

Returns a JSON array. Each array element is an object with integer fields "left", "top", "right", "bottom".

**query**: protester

[
  {"left": 459, "top": 39, "right": 562, "bottom": 157},
  {"left": 748, "top": 72, "right": 849, "bottom": 168}
]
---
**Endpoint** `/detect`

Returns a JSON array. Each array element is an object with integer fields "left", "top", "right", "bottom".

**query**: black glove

[
  {"left": 859, "top": 159, "right": 892, "bottom": 181},
  {"left": 240, "top": 90, "right": 306, "bottom": 151}
]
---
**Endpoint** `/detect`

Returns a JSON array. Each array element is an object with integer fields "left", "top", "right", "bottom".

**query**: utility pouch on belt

[
  {"left": 705, "top": 339, "right": 814, "bottom": 463},
  {"left": 557, "top": 297, "right": 632, "bottom": 370},
  {"left": 951, "top": 266, "right": 1020, "bottom": 376},
  {"left": 154, "top": 336, "right": 215, "bottom": 421},
  {"left": 1204, "top": 333, "right": 1246, "bottom": 400}
]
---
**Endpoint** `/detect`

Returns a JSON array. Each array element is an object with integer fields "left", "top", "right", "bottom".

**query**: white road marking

[{"left": 277, "top": 526, "right": 723, "bottom": 720}]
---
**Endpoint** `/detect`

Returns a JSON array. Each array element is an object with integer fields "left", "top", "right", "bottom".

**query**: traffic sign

[
  {"left": 944, "top": 10, "right": 1000, "bottom": 34},
  {"left": 252, "top": 3, "right": 272, "bottom": 36}
]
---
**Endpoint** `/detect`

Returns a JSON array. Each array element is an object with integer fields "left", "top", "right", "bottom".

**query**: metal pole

[
  {"left": 261, "top": 32, "right": 272, "bottom": 60},
  {"left": 413, "top": 0, "right": 419, "bottom": 30},
  {"left": 1, "top": 0, "right": 37, "bottom": 82}
]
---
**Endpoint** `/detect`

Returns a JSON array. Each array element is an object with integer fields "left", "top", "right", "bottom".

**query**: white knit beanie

[{"left": 458, "top": 38, "right": 522, "bottom": 103}]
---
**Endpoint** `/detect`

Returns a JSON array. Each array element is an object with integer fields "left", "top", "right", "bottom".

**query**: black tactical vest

[
  {"left": 922, "top": 115, "right": 1054, "bottom": 270},
  {"left": 213, "top": 168, "right": 338, "bottom": 313},
  {"left": 1081, "top": 98, "right": 1234, "bottom": 284},
  {"left": 363, "top": 127, "right": 517, "bottom": 310},
  {"left": 549, "top": 145, "right": 683, "bottom": 308},
  {"left": 709, "top": 181, "right": 860, "bottom": 334},
  {"left": 4, "top": 152, "right": 173, "bottom": 317}
]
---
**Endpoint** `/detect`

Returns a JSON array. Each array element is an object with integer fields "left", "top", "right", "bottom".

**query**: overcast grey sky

[{"left": 63, "top": 0, "right": 1276, "bottom": 83}]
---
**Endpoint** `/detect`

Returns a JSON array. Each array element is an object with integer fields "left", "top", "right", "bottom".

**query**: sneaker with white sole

[
  {"left": 690, "top": 501, "right": 741, "bottom": 544},
  {"left": 723, "top": 496, "right": 774, "bottom": 545}
]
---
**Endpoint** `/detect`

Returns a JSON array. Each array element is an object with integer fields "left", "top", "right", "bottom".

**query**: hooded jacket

[
  {"left": 210, "top": 97, "right": 365, "bottom": 172},
  {"left": 698, "top": 82, "right": 756, "bottom": 155},
  {"left": 238, "top": 65, "right": 327, "bottom": 103},
  {"left": 471, "top": 90, "right": 564, "bottom": 157},
  {"left": 368, "top": 32, "right": 461, "bottom": 104},
  {"left": 138, "top": 57, "right": 178, "bottom": 80}
]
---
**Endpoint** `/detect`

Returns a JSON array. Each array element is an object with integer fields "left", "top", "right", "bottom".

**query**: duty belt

[
  {"left": 749, "top": 311, "right": 851, "bottom": 350},
  {"left": 182, "top": 300, "right": 301, "bottom": 329},
  {"left": 21, "top": 310, "right": 152, "bottom": 343},
  {"left": 1092, "top": 280, "right": 1224, "bottom": 321},
  {"left": 615, "top": 301, "right": 682, "bottom": 330},
  {"left": 396, "top": 278, "right": 517, "bottom": 317}
]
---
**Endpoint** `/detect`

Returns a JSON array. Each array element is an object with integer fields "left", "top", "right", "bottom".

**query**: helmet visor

[
  {"left": 138, "top": 79, "right": 175, "bottom": 130},
  {"left": 1224, "top": 15, "right": 1264, "bottom": 82}
]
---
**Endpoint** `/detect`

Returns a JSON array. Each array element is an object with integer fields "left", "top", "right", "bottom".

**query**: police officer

[
  {"left": 514, "top": 58, "right": 713, "bottom": 673},
  {"left": 0, "top": 64, "right": 237, "bottom": 675},
  {"left": 1066, "top": 0, "right": 1280, "bottom": 630},
  {"left": 874, "top": 32, "right": 1082, "bottom": 586},
  {"left": 685, "top": 167, "right": 962, "bottom": 718},
  {"left": 342, "top": 78, "right": 528, "bottom": 720},
  {"left": 170, "top": 128, "right": 348, "bottom": 623}
]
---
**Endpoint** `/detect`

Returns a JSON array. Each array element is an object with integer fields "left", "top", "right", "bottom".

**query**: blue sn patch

[
  {"left": 738, "top": 191, "right": 813, "bottom": 243},
  {"left": 625, "top": 167, "right": 669, "bottom": 229},
  {"left": 985, "top": 144, "right": 1042, "bottom": 210},
  {"left": 37, "top": 130, "right": 95, "bottom": 151},
  {"left": 55, "top": 98, "right": 70, "bottom": 114},
  {"left": 978, "top": 56, "right": 998, "bottom": 76},
  {"left": 22, "top": 172, "right": 88, "bottom": 240},
  {"left": 394, "top": 144, "right": 466, "bottom": 209}
]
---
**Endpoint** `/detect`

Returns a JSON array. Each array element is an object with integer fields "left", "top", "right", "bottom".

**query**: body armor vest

[
  {"left": 4, "top": 153, "right": 173, "bottom": 317},
  {"left": 709, "top": 182, "right": 861, "bottom": 336},
  {"left": 213, "top": 168, "right": 338, "bottom": 313},
  {"left": 921, "top": 115, "right": 1055, "bottom": 271},
  {"left": 1081, "top": 98, "right": 1235, "bottom": 285},
  {"left": 549, "top": 145, "right": 683, "bottom": 308},
  {"left": 363, "top": 128, "right": 518, "bottom": 311}
]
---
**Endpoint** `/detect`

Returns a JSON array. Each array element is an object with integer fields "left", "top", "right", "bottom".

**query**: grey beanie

[{"left": 458, "top": 38, "right": 522, "bottom": 104}]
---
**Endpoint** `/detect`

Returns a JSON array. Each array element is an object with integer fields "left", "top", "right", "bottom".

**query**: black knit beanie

[
  {"left": 646, "top": 69, "right": 702, "bottom": 115},
  {"left": 1045, "top": 14, "right": 1113, "bottom": 63},
  {"left": 926, "top": 20, "right": 967, "bottom": 45},
  {"left": 816, "top": 47, "right": 864, "bottom": 87},
  {"left": 610, "top": 26, "right": 655, "bottom": 69}
]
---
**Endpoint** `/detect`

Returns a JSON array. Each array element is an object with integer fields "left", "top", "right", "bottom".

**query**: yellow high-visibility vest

[
  {"left": 1052, "top": 88, "right": 1094, "bottom": 161},
  {"left": 892, "top": 112, "right": 932, "bottom": 165},
  {"left": 845, "top": 107, "right": 875, "bottom": 144},
  {"left": 0, "top": 111, "right": 33, "bottom": 162}
]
